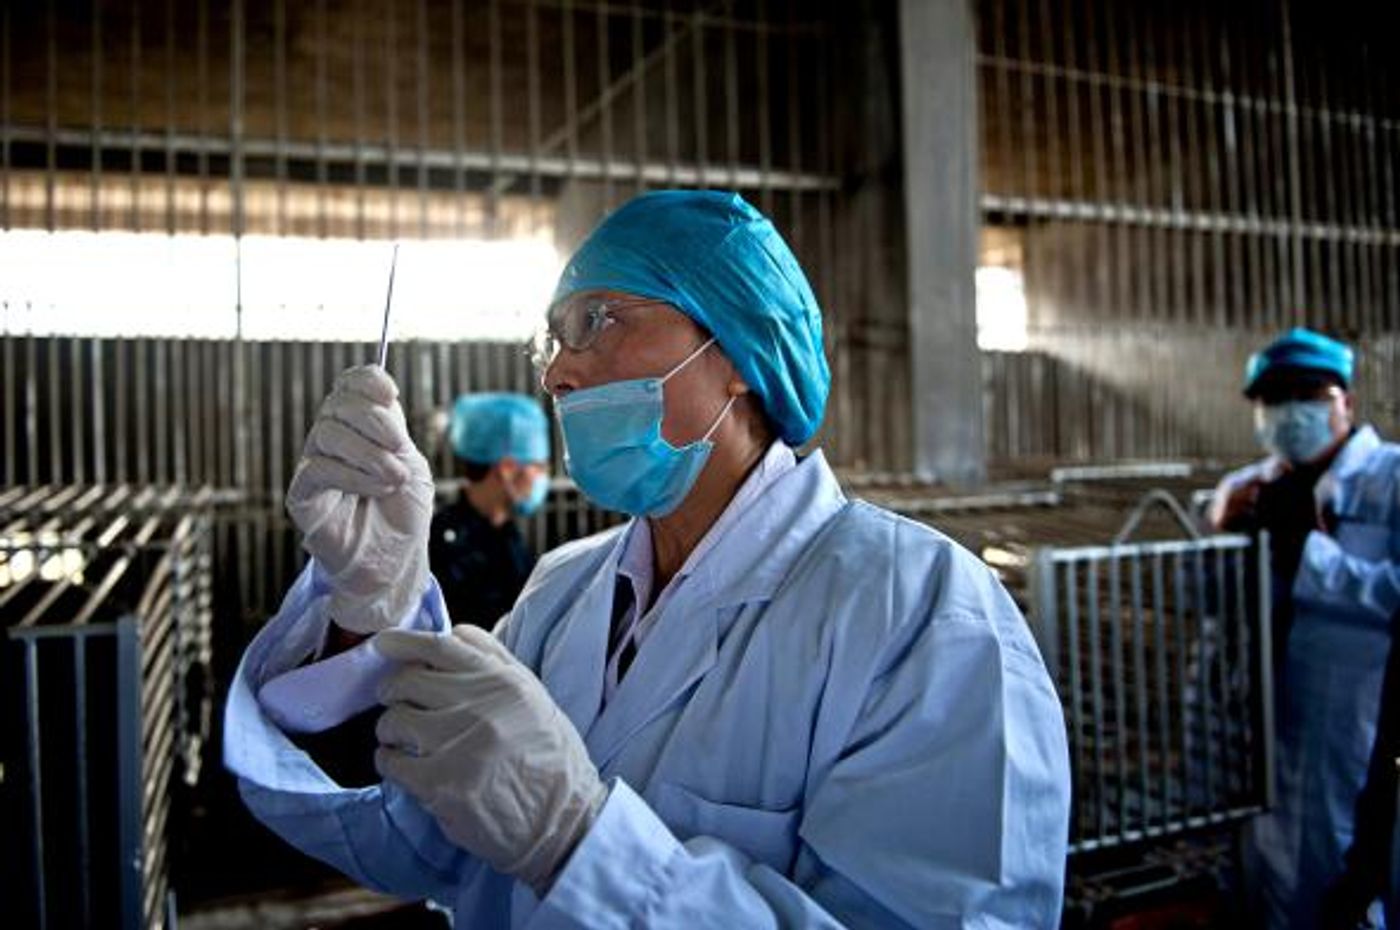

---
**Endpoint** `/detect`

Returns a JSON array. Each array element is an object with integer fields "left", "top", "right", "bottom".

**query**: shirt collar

[{"left": 615, "top": 441, "right": 798, "bottom": 609}]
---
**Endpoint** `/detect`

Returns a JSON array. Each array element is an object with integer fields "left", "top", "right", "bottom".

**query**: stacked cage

[{"left": 1, "top": 485, "right": 215, "bottom": 930}]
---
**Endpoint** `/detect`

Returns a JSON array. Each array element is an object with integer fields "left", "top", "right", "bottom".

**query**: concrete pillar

[{"left": 898, "top": 0, "right": 984, "bottom": 485}]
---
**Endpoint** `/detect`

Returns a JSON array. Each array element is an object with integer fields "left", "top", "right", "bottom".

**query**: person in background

[
  {"left": 1208, "top": 327, "right": 1400, "bottom": 929},
  {"left": 226, "top": 190, "right": 1071, "bottom": 927},
  {"left": 430, "top": 392, "right": 551, "bottom": 629}
]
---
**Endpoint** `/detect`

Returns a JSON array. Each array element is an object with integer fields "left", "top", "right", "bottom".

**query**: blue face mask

[
  {"left": 513, "top": 472, "right": 550, "bottom": 517},
  {"left": 1254, "top": 400, "right": 1336, "bottom": 463},
  {"left": 556, "top": 338, "right": 736, "bottom": 517}
]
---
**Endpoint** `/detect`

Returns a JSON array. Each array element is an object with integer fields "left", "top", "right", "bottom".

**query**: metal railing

[
  {"left": 1028, "top": 494, "right": 1273, "bottom": 854},
  {"left": 1, "top": 484, "right": 216, "bottom": 930}
]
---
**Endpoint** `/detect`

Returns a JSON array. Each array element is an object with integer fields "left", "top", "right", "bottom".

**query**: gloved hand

[
  {"left": 286, "top": 366, "right": 434, "bottom": 634},
  {"left": 372, "top": 626, "right": 607, "bottom": 895}
]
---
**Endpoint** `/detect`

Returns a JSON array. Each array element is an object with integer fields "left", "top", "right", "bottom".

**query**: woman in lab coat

[{"left": 225, "top": 190, "right": 1071, "bottom": 928}]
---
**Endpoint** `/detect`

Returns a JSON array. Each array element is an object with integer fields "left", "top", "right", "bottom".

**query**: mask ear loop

[
  {"left": 659, "top": 337, "right": 717, "bottom": 383},
  {"left": 701, "top": 395, "right": 738, "bottom": 442}
]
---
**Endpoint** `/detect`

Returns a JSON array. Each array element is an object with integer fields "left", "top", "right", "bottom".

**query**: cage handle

[{"left": 1113, "top": 489, "right": 1202, "bottom": 545}]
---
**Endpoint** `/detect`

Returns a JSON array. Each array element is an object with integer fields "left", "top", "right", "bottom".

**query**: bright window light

[
  {"left": 975, "top": 265, "right": 1029, "bottom": 352},
  {"left": 0, "top": 230, "right": 562, "bottom": 342}
]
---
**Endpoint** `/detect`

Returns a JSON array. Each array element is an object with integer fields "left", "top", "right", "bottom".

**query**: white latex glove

[
  {"left": 286, "top": 365, "right": 434, "bottom": 634},
  {"left": 373, "top": 626, "right": 608, "bottom": 895}
]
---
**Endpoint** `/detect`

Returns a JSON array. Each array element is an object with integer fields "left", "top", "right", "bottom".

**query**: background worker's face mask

[
  {"left": 556, "top": 338, "right": 736, "bottom": 517},
  {"left": 513, "top": 471, "right": 549, "bottom": 517},
  {"left": 1254, "top": 400, "right": 1336, "bottom": 464}
]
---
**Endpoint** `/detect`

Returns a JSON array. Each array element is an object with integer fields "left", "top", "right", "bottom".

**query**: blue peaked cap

[
  {"left": 551, "top": 190, "right": 829, "bottom": 446},
  {"left": 1244, "top": 327, "right": 1355, "bottom": 397},
  {"left": 449, "top": 393, "right": 551, "bottom": 464}
]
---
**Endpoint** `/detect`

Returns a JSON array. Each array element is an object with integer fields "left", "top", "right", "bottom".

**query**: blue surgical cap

[
  {"left": 1244, "top": 327, "right": 1354, "bottom": 397},
  {"left": 552, "top": 190, "right": 829, "bottom": 446},
  {"left": 449, "top": 393, "right": 551, "bottom": 464}
]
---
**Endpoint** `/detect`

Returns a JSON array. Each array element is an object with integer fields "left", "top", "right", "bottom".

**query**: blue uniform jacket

[
  {"left": 1217, "top": 426, "right": 1400, "bottom": 928},
  {"left": 225, "top": 451, "right": 1071, "bottom": 928}
]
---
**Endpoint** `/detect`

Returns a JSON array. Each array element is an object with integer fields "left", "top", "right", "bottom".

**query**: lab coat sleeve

[
  {"left": 1293, "top": 530, "right": 1400, "bottom": 624},
  {"left": 528, "top": 610, "right": 1070, "bottom": 930},
  {"left": 223, "top": 560, "right": 479, "bottom": 903}
]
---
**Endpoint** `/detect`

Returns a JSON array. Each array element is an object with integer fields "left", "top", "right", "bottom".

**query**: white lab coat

[
  {"left": 225, "top": 449, "right": 1071, "bottom": 927},
  {"left": 1216, "top": 426, "right": 1400, "bottom": 928}
]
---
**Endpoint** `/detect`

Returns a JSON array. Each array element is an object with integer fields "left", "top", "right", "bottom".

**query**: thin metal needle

[{"left": 377, "top": 241, "right": 399, "bottom": 368}]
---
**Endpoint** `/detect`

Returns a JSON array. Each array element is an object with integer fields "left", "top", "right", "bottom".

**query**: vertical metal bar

[
  {"left": 1087, "top": 556, "right": 1107, "bottom": 842},
  {"left": 129, "top": 0, "right": 142, "bottom": 231},
  {"left": 1232, "top": 545, "right": 1253, "bottom": 791},
  {"left": 45, "top": 1, "right": 56, "bottom": 231},
  {"left": 352, "top": 0, "right": 366, "bottom": 240},
  {"left": 1256, "top": 531, "right": 1276, "bottom": 808},
  {"left": 784, "top": 0, "right": 802, "bottom": 252},
  {"left": 755, "top": 0, "right": 772, "bottom": 213},
  {"left": 24, "top": 638, "right": 48, "bottom": 929},
  {"left": 47, "top": 337, "right": 60, "bottom": 481},
  {"left": 163, "top": 0, "right": 175, "bottom": 235},
  {"left": 629, "top": 1, "right": 645, "bottom": 194},
  {"left": 170, "top": 337, "right": 184, "bottom": 486},
  {"left": 1279, "top": 0, "right": 1307, "bottom": 322},
  {"left": 92, "top": 338, "right": 107, "bottom": 485},
  {"left": 1130, "top": 550, "right": 1150, "bottom": 833},
  {"left": 91, "top": 0, "right": 104, "bottom": 231},
  {"left": 1213, "top": 545, "right": 1233, "bottom": 804},
  {"left": 1065, "top": 557, "right": 1086, "bottom": 844},
  {"left": 562, "top": 0, "right": 578, "bottom": 180},
  {"left": 450, "top": 0, "right": 467, "bottom": 235},
  {"left": 528, "top": 0, "right": 544, "bottom": 207},
  {"left": 384, "top": 0, "right": 399, "bottom": 239},
  {"left": 663, "top": 0, "right": 680, "bottom": 185},
  {"left": 274, "top": 0, "right": 287, "bottom": 235},
  {"left": 691, "top": 5, "right": 707, "bottom": 187},
  {"left": 197, "top": 0, "right": 209, "bottom": 233},
  {"left": 415, "top": 0, "right": 428, "bottom": 237},
  {"left": 1193, "top": 547, "right": 1215, "bottom": 809},
  {"left": 598, "top": 0, "right": 614, "bottom": 206},
  {"left": 3, "top": 331, "right": 13, "bottom": 483},
  {"left": 136, "top": 340, "right": 150, "bottom": 483},
  {"left": 723, "top": 3, "right": 739, "bottom": 188},
  {"left": 1151, "top": 550, "right": 1171, "bottom": 826},
  {"left": 316, "top": 0, "right": 328, "bottom": 239},
  {"left": 1172, "top": 550, "right": 1192, "bottom": 814},
  {"left": 116, "top": 616, "right": 144, "bottom": 930},
  {"left": 488, "top": 0, "right": 503, "bottom": 223},
  {"left": 73, "top": 635, "right": 92, "bottom": 927},
  {"left": 70, "top": 338, "right": 85, "bottom": 484},
  {"left": 25, "top": 333, "right": 38, "bottom": 482},
  {"left": 1108, "top": 548, "right": 1128, "bottom": 836},
  {"left": 1, "top": 3, "right": 8, "bottom": 230}
]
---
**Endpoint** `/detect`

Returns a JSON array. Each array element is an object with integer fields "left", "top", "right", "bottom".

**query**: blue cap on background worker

[
  {"left": 448, "top": 392, "right": 551, "bottom": 516},
  {"left": 1242, "top": 327, "right": 1355, "bottom": 466}
]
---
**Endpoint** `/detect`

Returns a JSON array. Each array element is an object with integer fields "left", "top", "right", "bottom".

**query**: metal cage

[{"left": 1, "top": 485, "right": 216, "bottom": 930}]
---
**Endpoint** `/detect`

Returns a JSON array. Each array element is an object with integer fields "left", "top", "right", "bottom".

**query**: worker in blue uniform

[
  {"left": 430, "top": 392, "right": 551, "bottom": 630},
  {"left": 225, "top": 190, "right": 1072, "bottom": 927},
  {"left": 1209, "top": 327, "right": 1400, "bottom": 929}
]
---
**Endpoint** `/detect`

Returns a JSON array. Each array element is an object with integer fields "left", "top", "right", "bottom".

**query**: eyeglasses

[{"left": 530, "top": 293, "right": 660, "bottom": 369}]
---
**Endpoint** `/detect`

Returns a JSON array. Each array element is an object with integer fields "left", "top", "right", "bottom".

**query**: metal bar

[
  {"left": 129, "top": 0, "right": 142, "bottom": 231},
  {"left": 384, "top": 0, "right": 399, "bottom": 239},
  {"left": 1065, "top": 557, "right": 1086, "bottom": 841},
  {"left": 1151, "top": 549, "right": 1171, "bottom": 827},
  {"left": 1130, "top": 551, "right": 1150, "bottom": 833},
  {"left": 73, "top": 635, "right": 92, "bottom": 927},
  {"left": 0, "top": 124, "right": 841, "bottom": 192},
  {"left": 116, "top": 615, "right": 144, "bottom": 930},
  {"left": 1172, "top": 551, "right": 1192, "bottom": 813},
  {"left": 1108, "top": 548, "right": 1128, "bottom": 835},
  {"left": 488, "top": 0, "right": 503, "bottom": 221},
  {"left": 1087, "top": 556, "right": 1107, "bottom": 841},
  {"left": 91, "top": 0, "right": 104, "bottom": 231},
  {"left": 1193, "top": 547, "right": 1215, "bottom": 810},
  {"left": 1257, "top": 532, "right": 1276, "bottom": 808},
  {"left": 23, "top": 638, "right": 48, "bottom": 929},
  {"left": 415, "top": 0, "right": 428, "bottom": 237},
  {"left": 598, "top": 1, "right": 614, "bottom": 206}
]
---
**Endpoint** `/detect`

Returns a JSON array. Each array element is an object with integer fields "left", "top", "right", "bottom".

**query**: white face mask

[{"left": 1254, "top": 400, "right": 1336, "bottom": 464}]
